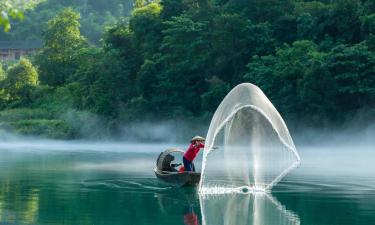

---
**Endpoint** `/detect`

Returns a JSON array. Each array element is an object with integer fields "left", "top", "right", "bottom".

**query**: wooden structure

[{"left": 0, "top": 40, "right": 43, "bottom": 61}]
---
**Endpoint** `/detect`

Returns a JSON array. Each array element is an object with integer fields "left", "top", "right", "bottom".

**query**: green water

[{"left": 0, "top": 142, "right": 374, "bottom": 225}]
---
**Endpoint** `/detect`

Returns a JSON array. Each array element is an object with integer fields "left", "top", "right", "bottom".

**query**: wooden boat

[
  {"left": 154, "top": 169, "right": 201, "bottom": 187},
  {"left": 154, "top": 148, "right": 201, "bottom": 187}
]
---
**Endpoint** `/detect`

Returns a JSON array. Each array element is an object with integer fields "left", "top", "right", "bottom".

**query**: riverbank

[
  {"left": 0, "top": 107, "right": 209, "bottom": 141},
  {"left": 2, "top": 107, "right": 375, "bottom": 146},
  {"left": 0, "top": 107, "right": 109, "bottom": 139}
]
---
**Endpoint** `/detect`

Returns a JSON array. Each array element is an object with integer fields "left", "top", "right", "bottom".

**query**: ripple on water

[
  {"left": 272, "top": 175, "right": 375, "bottom": 196},
  {"left": 80, "top": 177, "right": 174, "bottom": 193}
]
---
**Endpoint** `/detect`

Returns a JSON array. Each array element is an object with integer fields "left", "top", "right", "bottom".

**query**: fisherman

[{"left": 183, "top": 136, "right": 205, "bottom": 172}]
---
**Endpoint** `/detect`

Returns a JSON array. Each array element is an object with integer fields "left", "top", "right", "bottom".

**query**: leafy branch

[{"left": 0, "top": 0, "right": 43, "bottom": 32}]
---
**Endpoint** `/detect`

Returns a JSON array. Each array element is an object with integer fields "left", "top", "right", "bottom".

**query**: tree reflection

[{"left": 0, "top": 180, "right": 39, "bottom": 224}]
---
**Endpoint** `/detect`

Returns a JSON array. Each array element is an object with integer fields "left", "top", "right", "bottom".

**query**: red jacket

[
  {"left": 184, "top": 143, "right": 204, "bottom": 161},
  {"left": 184, "top": 212, "right": 200, "bottom": 225}
]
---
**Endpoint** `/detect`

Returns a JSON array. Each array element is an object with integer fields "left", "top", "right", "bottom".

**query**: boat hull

[{"left": 154, "top": 168, "right": 201, "bottom": 187}]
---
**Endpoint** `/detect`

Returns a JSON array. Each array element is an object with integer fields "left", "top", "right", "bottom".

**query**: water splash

[{"left": 199, "top": 83, "right": 300, "bottom": 193}]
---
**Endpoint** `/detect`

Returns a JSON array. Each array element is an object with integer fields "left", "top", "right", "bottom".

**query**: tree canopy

[
  {"left": 0, "top": 0, "right": 43, "bottom": 31},
  {"left": 35, "top": 8, "right": 87, "bottom": 86},
  {"left": 0, "top": 0, "right": 375, "bottom": 139},
  {"left": 2, "top": 58, "right": 38, "bottom": 102},
  {"left": 0, "top": 0, "right": 133, "bottom": 43}
]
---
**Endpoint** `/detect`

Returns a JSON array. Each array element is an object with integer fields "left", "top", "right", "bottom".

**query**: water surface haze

[{"left": 0, "top": 136, "right": 374, "bottom": 225}]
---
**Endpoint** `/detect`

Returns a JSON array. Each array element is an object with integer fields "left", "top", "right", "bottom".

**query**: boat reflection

[{"left": 199, "top": 192, "right": 300, "bottom": 225}]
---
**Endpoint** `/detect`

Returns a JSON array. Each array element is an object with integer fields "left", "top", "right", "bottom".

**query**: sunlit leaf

[{"left": 0, "top": 0, "right": 43, "bottom": 31}]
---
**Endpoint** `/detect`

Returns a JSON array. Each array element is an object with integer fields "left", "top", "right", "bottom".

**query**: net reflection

[{"left": 199, "top": 193, "right": 300, "bottom": 225}]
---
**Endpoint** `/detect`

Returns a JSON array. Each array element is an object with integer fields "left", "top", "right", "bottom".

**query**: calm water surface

[{"left": 0, "top": 141, "right": 374, "bottom": 225}]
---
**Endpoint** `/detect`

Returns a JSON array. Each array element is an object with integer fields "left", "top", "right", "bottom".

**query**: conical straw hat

[{"left": 191, "top": 136, "right": 205, "bottom": 142}]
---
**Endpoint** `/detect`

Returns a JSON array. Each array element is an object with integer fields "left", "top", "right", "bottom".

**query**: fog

[
  {"left": 1, "top": 119, "right": 375, "bottom": 149},
  {"left": 0, "top": 138, "right": 183, "bottom": 153},
  {"left": 73, "top": 158, "right": 156, "bottom": 173},
  {"left": 0, "top": 120, "right": 374, "bottom": 179},
  {"left": 118, "top": 120, "right": 209, "bottom": 142},
  {"left": 0, "top": 122, "right": 374, "bottom": 197}
]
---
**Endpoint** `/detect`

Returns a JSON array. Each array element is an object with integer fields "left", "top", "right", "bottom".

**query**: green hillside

[
  {"left": 0, "top": 0, "right": 134, "bottom": 44},
  {"left": 0, "top": 0, "right": 374, "bottom": 139}
]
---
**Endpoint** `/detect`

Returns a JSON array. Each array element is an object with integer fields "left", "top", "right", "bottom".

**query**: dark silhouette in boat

[{"left": 154, "top": 148, "right": 201, "bottom": 187}]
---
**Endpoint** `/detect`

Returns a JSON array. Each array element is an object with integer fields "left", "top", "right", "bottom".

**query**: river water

[{"left": 0, "top": 141, "right": 374, "bottom": 225}]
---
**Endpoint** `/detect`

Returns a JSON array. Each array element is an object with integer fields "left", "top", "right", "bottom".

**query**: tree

[
  {"left": 160, "top": 0, "right": 187, "bottom": 19},
  {"left": 0, "top": 0, "right": 134, "bottom": 44},
  {"left": 245, "top": 40, "right": 331, "bottom": 123},
  {"left": 151, "top": 15, "right": 211, "bottom": 117},
  {"left": 0, "top": 63, "right": 5, "bottom": 81},
  {"left": 0, "top": 63, "right": 6, "bottom": 103},
  {"left": 211, "top": 13, "right": 276, "bottom": 84},
  {"left": 133, "top": 0, "right": 153, "bottom": 8},
  {"left": 35, "top": 8, "right": 86, "bottom": 86},
  {"left": 363, "top": 0, "right": 375, "bottom": 15},
  {"left": 298, "top": 57, "right": 338, "bottom": 124},
  {"left": 361, "top": 13, "right": 375, "bottom": 39},
  {"left": 74, "top": 21, "right": 142, "bottom": 118},
  {"left": 316, "top": 0, "right": 362, "bottom": 44},
  {"left": 129, "top": 2, "right": 163, "bottom": 58},
  {"left": 296, "top": 13, "right": 315, "bottom": 40},
  {"left": 136, "top": 59, "right": 159, "bottom": 100},
  {"left": 0, "top": 0, "right": 43, "bottom": 32},
  {"left": 273, "top": 15, "right": 298, "bottom": 44},
  {"left": 201, "top": 78, "right": 230, "bottom": 114},
  {"left": 327, "top": 42, "right": 375, "bottom": 114},
  {"left": 245, "top": 37, "right": 375, "bottom": 126},
  {"left": 3, "top": 58, "right": 38, "bottom": 102},
  {"left": 294, "top": 1, "right": 330, "bottom": 19},
  {"left": 223, "top": 0, "right": 294, "bottom": 23}
]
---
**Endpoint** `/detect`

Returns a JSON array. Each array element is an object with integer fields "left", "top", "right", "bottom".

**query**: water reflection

[
  {"left": 0, "top": 180, "right": 39, "bottom": 224},
  {"left": 0, "top": 144, "right": 373, "bottom": 225},
  {"left": 199, "top": 192, "right": 300, "bottom": 225},
  {"left": 184, "top": 206, "right": 201, "bottom": 225}
]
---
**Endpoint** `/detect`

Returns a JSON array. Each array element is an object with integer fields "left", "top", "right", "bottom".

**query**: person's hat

[{"left": 191, "top": 136, "right": 205, "bottom": 142}]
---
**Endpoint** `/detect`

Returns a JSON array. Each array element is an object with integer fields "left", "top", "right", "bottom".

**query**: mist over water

[
  {"left": 119, "top": 120, "right": 209, "bottom": 143},
  {"left": 0, "top": 129, "right": 374, "bottom": 224},
  {"left": 0, "top": 116, "right": 375, "bottom": 224}
]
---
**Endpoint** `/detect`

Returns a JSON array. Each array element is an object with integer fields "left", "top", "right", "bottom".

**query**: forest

[{"left": 0, "top": 0, "right": 374, "bottom": 139}]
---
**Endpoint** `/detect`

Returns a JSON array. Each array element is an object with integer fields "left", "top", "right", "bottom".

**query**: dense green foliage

[
  {"left": 2, "top": 58, "right": 38, "bottom": 102},
  {"left": 0, "top": 0, "right": 43, "bottom": 32},
  {"left": 0, "top": 0, "right": 375, "bottom": 139},
  {"left": 0, "top": 0, "right": 133, "bottom": 43},
  {"left": 35, "top": 8, "right": 87, "bottom": 86}
]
